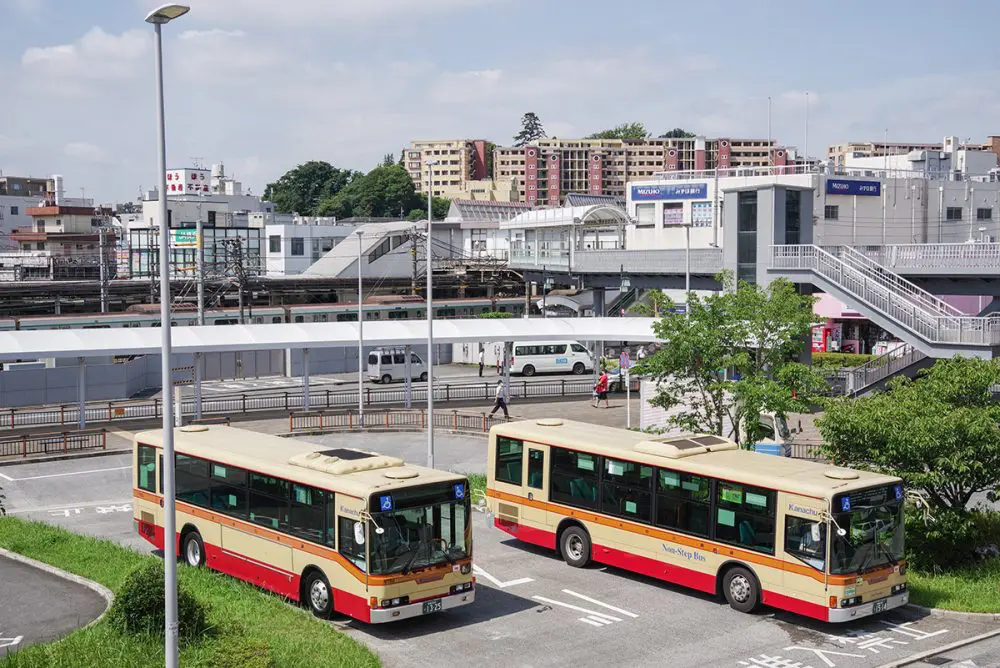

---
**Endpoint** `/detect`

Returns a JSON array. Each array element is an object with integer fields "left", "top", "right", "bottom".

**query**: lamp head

[{"left": 145, "top": 3, "right": 190, "bottom": 24}]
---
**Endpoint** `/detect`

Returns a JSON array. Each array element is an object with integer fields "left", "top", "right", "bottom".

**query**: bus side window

[
  {"left": 527, "top": 449, "right": 544, "bottom": 489},
  {"left": 495, "top": 436, "right": 523, "bottom": 485}
]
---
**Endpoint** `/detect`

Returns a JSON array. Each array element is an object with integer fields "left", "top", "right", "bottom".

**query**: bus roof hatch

[
  {"left": 288, "top": 448, "right": 404, "bottom": 475},
  {"left": 633, "top": 434, "right": 737, "bottom": 459}
]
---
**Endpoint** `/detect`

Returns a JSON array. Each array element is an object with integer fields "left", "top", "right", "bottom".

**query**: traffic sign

[{"left": 172, "top": 229, "right": 199, "bottom": 247}]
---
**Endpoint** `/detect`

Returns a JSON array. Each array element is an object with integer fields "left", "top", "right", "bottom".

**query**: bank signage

[
  {"left": 631, "top": 183, "right": 708, "bottom": 201},
  {"left": 826, "top": 179, "right": 881, "bottom": 197}
]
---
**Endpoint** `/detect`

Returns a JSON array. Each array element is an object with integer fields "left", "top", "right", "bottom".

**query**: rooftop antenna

[{"left": 190, "top": 156, "right": 204, "bottom": 169}]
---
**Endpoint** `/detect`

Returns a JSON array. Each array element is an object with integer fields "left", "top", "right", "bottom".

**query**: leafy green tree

[
  {"left": 318, "top": 164, "right": 422, "bottom": 219},
  {"left": 659, "top": 128, "right": 697, "bottom": 138},
  {"left": 382, "top": 153, "right": 396, "bottom": 167},
  {"left": 263, "top": 161, "right": 357, "bottom": 215},
  {"left": 634, "top": 273, "right": 823, "bottom": 446},
  {"left": 818, "top": 357, "right": 1000, "bottom": 511},
  {"left": 406, "top": 196, "right": 450, "bottom": 221},
  {"left": 587, "top": 122, "right": 648, "bottom": 140},
  {"left": 513, "top": 112, "right": 546, "bottom": 146}
]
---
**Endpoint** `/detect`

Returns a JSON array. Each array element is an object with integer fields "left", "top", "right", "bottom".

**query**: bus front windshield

[
  {"left": 368, "top": 482, "right": 471, "bottom": 576},
  {"left": 829, "top": 484, "right": 905, "bottom": 575}
]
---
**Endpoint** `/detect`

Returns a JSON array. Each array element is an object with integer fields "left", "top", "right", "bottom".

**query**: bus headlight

[
  {"left": 891, "top": 583, "right": 907, "bottom": 594},
  {"left": 379, "top": 596, "right": 410, "bottom": 608}
]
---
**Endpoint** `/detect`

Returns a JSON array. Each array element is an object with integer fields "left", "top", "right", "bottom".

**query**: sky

[{"left": 2, "top": 0, "right": 1000, "bottom": 203}]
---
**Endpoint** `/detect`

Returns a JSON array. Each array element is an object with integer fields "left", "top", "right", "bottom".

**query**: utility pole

[
  {"left": 98, "top": 227, "right": 109, "bottom": 313},
  {"left": 410, "top": 225, "right": 418, "bottom": 296}
]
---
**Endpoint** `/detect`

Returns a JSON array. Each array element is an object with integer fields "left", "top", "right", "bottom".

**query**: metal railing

[
  {"left": 1, "top": 377, "right": 634, "bottom": 432},
  {"left": 859, "top": 243, "right": 1000, "bottom": 271},
  {"left": 771, "top": 244, "right": 1000, "bottom": 347},
  {"left": 842, "top": 344, "right": 929, "bottom": 395},
  {"left": 0, "top": 428, "right": 107, "bottom": 458},
  {"left": 289, "top": 408, "right": 512, "bottom": 435}
]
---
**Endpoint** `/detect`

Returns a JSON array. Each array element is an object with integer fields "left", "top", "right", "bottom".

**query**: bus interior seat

[
  {"left": 739, "top": 520, "right": 756, "bottom": 546},
  {"left": 505, "top": 461, "right": 521, "bottom": 485},
  {"left": 569, "top": 478, "right": 597, "bottom": 502},
  {"left": 528, "top": 470, "right": 542, "bottom": 488}
]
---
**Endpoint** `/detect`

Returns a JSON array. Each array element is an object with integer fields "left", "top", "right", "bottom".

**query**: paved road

[
  {"left": 0, "top": 555, "right": 107, "bottom": 657},
  {"left": 904, "top": 633, "right": 1000, "bottom": 667},
  {"left": 3, "top": 447, "right": 998, "bottom": 668}
]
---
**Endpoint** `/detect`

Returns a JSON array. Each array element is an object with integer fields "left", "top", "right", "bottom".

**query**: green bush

[
  {"left": 107, "top": 562, "right": 209, "bottom": 640},
  {"left": 905, "top": 508, "right": 983, "bottom": 571},
  {"left": 811, "top": 352, "right": 873, "bottom": 369},
  {"left": 206, "top": 635, "right": 273, "bottom": 668},
  {"left": 476, "top": 311, "right": 514, "bottom": 319}
]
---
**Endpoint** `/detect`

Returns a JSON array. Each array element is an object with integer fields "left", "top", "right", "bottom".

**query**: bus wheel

[
  {"left": 419, "top": 372, "right": 428, "bottom": 382},
  {"left": 380, "top": 374, "right": 392, "bottom": 384},
  {"left": 182, "top": 531, "right": 205, "bottom": 568},
  {"left": 723, "top": 566, "right": 760, "bottom": 613},
  {"left": 522, "top": 364, "right": 536, "bottom": 377},
  {"left": 560, "top": 526, "right": 591, "bottom": 568},
  {"left": 572, "top": 362, "right": 585, "bottom": 375},
  {"left": 305, "top": 571, "right": 333, "bottom": 619}
]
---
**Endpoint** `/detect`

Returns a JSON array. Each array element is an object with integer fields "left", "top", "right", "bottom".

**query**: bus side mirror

[
  {"left": 811, "top": 524, "right": 821, "bottom": 542},
  {"left": 836, "top": 528, "right": 847, "bottom": 537},
  {"left": 354, "top": 522, "right": 366, "bottom": 545}
]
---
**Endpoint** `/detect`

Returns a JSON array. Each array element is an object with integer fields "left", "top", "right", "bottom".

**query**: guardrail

[
  {"left": 0, "top": 428, "right": 107, "bottom": 458},
  {"left": 289, "top": 409, "right": 513, "bottom": 435},
  {"left": 2, "top": 377, "right": 639, "bottom": 432}
]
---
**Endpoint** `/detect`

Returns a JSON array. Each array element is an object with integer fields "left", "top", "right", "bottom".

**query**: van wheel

[
  {"left": 723, "top": 566, "right": 761, "bottom": 613},
  {"left": 419, "top": 371, "right": 428, "bottom": 382},
  {"left": 380, "top": 374, "right": 392, "bottom": 384},
  {"left": 572, "top": 362, "right": 585, "bottom": 375},
  {"left": 522, "top": 364, "right": 535, "bottom": 377}
]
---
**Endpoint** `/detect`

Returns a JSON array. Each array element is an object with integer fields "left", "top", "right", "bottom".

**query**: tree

[
  {"left": 635, "top": 273, "right": 823, "bottom": 446},
  {"left": 513, "top": 112, "right": 546, "bottom": 147},
  {"left": 659, "top": 128, "right": 696, "bottom": 138},
  {"left": 382, "top": 153, "right": 395, "bottom": 167},
  {"left": 485, "top": 141, "right": 497, "bottom": 179},
  {"left": 818, "top": 357, "right": 1000, "bottom": 511},
  {"left": 587, "top": 122, "right": 648, "bottom": 140},
  {"left": 263, "top": 161, "right": 352, "bottom": 215},
  {"left": 318, "top": 164, "right": 422, "bottom": 219},
  {"left": 406, "top": 196, "right": 450, "bottom": 221}
]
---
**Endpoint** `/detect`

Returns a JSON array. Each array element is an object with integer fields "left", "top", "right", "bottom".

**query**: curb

[
  {"left": 0, "top": 447, "right": 132, "bottom": 468},
  {"left": 874, "top": 625, "right": 1000, "bottom": 667},
  {"left": 904, "top": 602, "right": 1000, "bottom": 621},
  {"left": 0, "top": 547, "right": 115, "bottom": 630}
]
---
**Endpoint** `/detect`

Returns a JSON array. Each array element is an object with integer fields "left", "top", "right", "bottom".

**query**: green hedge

[{"left": 811, "top": 352, "right": 874, "bottom": 369}]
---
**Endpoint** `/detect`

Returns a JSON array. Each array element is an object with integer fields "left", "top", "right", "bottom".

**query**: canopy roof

[
  {"left": 0, "top": 317, "right": 658, "bottom": 361},
  {"left": 500, "top": 204, "right": 631, "bottom": 230}
]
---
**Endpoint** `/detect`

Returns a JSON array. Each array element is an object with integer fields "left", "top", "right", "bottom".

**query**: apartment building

[
  {"left": 828, "top": 135, "right": 1000, "bottom": 168},
  {"left": 403, "top": 139, "right": 489, "bottom": 197},
  {"left": 493, "top": 136, "right": 787, "bottom": 204}
]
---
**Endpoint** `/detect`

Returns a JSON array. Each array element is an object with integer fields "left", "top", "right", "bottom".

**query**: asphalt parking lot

[{"left": 2, "top": 444, "right": 998, "bottom": 668}]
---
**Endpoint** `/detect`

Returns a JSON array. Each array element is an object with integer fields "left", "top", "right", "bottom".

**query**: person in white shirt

[
  {"left": 478, "top": 349, "right": 484, "bottom": 377},
  {"left": 489, "top": 379, "right": 509, "bottom": 418}
]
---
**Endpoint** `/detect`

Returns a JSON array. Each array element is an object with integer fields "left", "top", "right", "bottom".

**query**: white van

[
  {"left": 511, "top": 341, "right": 593, "bottom": 376},
  {"left": 367, "top": 348, "right": 427, "bottom": 384}
]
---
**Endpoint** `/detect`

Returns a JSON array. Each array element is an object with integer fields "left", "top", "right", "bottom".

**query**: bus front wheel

[
  {"left": 305, "top": 571, "right": 333, "bottom": 619},
  {"left": 560, "top": 526, "right": 591, "bottom": 568},
  {"left": 722, "top": 566, "right": 760, "bottom": 613},
  {"left": 182, "top": 531, "right": 205, "bottom": 568}
]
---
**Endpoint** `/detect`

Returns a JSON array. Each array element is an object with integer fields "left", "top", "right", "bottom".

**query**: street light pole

[
  {"left": 145, "top": 6, "right": 189, "bottom": 668},
  {"left": 356, "top": 229, "right": 364, "bottom": 423},
  {"left": 684, "top": 223, "right": 691, "bottom": 319},
  {"left": 426, "top": 160, "right": 438, "bottom": 468}
]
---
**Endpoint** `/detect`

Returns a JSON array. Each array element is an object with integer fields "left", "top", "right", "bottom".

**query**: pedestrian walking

[
  {"left": 489, "top": 379, "right": 509, "bottom": 418},
  {"left": 478, "top": 348, "right": 484, "bottom": 377},
  {"left": 593, "top": 371, "right": 610, "bottom": 408}
]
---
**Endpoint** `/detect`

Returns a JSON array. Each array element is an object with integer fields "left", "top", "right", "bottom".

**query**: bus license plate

[
  {"left": 422, "top": 599, "right": 443, "bottom": 614},
  {"left": 872, "top": 599, "right": 887, "bottom": 613}
]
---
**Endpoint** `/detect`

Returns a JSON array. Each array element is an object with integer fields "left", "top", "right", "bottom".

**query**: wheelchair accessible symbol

[{"left": 380, "top": 495, "right": 393, "bottom": 512}]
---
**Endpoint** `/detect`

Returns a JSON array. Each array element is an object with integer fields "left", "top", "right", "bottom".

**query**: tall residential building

[
  {"left": 828, "top": 136, "right": 1000, "bottom": 168},
  {"left": 403, "top": 139, "right": 489, "bottom": 197},
  {"left": 493, "top": 136, "right": 788, "bottom": 204}
]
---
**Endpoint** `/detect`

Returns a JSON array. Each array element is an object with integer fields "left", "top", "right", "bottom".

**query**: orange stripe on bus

[
  {"left": 132, "top": 488, "right": 467, "bottom": 586},
  {"left": 486, "top": 488, "right": 895, "bottom": 586}
]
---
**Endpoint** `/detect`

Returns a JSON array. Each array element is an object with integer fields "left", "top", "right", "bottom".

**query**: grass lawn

[
  {"left": 908, "top": 558, "right": 1000, "bottom": 613},
  {"left": 0, "top": 517, "right": 380, "bottom": 668},
  {"left": 465, "top": 472, "right": 486, "bottom": 505}
]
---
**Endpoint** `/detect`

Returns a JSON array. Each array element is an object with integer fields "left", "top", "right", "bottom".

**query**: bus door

[
  {"left": 779, "top": 495, "right": 829, "bottom": 600},
  {"left": 522, "top": 443, "right": 548, "bottom": 527}
]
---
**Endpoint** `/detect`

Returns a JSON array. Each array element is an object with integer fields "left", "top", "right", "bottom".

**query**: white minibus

[
  {"left": 367, "top": 348, "right": 427, "bottom": 383},
  {"left": 511, "top": 341, "right": 593, "bottom": 376}
]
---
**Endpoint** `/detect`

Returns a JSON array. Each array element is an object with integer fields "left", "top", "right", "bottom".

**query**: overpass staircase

[{"left": 769, "top": 244, "right": 1000, "bottom": 360}]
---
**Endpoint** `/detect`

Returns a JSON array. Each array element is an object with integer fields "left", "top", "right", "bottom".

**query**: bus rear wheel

[
  {"left": 722, "top": 566, "right": 760, "bottom": 613},
  {"left": 182, "top": 531, "right": 205, "bottom": 568},
  {"left": 560, "top": 526, "right": 591, "bottom": 568},
  {"left": 305, "top": 570, "right": 333, "bottom": 619}
]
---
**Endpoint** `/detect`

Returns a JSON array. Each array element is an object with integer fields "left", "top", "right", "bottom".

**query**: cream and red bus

[
  {"left": 485, "top": 418, "right": 907, "bottom": 623},
  {"left": 133, "top": 425, "right": 475, "bottom": 623}
]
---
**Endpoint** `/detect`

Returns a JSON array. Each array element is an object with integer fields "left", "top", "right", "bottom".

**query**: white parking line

[
  {"left": 2, "top": 465, "right": 130, "bottom": 482},
  {"left": 578, "top": 618, "right": 604, "bottom": 628},
  {"left": 562, "top": 589, "right": 639, "bottom": 618},
  {"left": 472, "top": 565, "right": 534, "bottom": 589},
  {"left": 532, "top": 596, "right": 622, "bottom": 622},
  {"left": 6, "top": 499, "right": 134, "bottom": 515}
]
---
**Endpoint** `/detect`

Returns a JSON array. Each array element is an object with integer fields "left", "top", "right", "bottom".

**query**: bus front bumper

[
  {"left": 370, "top": 588, "right": 476, "bottom": 623},
  {"left": 828, "top": 590, "right": 909, "bottom": 623}
]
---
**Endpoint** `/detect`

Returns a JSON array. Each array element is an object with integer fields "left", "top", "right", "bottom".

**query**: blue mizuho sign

[
  {"left": 631, "top": 183, "right": 708, "bottom": 201},
  {"left": 826, "top": 179, "right": 881, "bottom": 197}
]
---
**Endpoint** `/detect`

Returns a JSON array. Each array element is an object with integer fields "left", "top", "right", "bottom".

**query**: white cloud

[
  {"left": 21, "top": 27, "right": 148, "bottom": 80},
  {"left": 183, "top": 0, "right": 497, "bottom": 26},
  {"left": 178, "top": 29, "right": 246, "bottom": 41},
  {"left": 64, "top": 141, "right": 110, "bottom": 163}
]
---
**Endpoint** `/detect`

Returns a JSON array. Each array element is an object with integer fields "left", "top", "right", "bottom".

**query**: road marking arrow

[{"left": 472, "top": 565, "right": 533, "bottom": 589}]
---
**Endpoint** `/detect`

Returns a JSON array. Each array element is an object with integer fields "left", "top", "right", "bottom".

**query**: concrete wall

[{"left": 0, "top": 356, "right": 151, "bottom": 408}]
